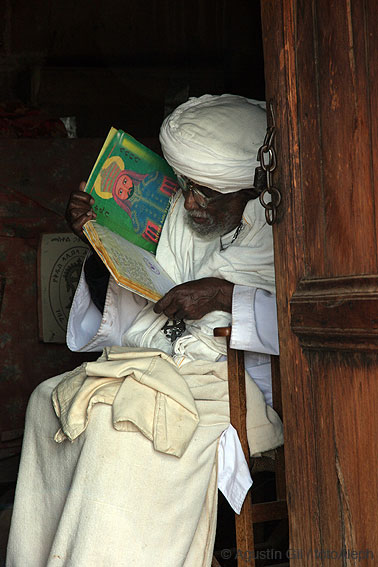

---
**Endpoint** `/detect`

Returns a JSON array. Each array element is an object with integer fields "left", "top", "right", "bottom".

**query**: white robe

[
  {"left": 66, "top": 192, "right": 282, "bottom": 521},
  {"left": 7, "top": 195, "right": 283, "bottom": 567},
  {"left": 67, "top": 193, "right": 279, "bottom": 406}
]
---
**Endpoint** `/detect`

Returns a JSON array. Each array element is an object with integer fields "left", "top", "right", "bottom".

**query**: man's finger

[
  {"left": 154, "top": 298, "right": 165, "bottom": 314},
  {"left": 154, "top": 290, "right": 175, "bottom": 314},
  {"left": 79, "top": 181, "right": 87, "bottom": 191},
  {"left": 71, "top": 207, "right": 96, "bottom": 220},
  {"left": 173, "top": 310, "right": 186, "bottom": 321},
  {"left": 69, "top": 191, "right": 95, "bottom": 206},
  {"left": 72, "top": 212, "right": 94, "bottom": 235}
]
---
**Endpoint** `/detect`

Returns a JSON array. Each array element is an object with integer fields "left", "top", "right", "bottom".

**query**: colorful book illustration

[{"left": 83, "top": 127, "right": 178, "bottom": 302}]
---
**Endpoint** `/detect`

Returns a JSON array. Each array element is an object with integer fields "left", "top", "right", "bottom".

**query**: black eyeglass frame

[{"left": 176, "top": 174, "right": 225, "bottom": 209}]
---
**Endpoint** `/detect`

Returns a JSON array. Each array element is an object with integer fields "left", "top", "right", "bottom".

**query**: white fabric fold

[
  {"left": 218, "top": 425, "right": 253, "bottom": 514},
  {"left": 121, "top": 193, "right": 276, "bottom": 363},
  {"left": 52, "top": 347, "right": 200, "bottom": 458},
  {"left": 159, "top": 94, "right": 266, "bottom": 192},
  {"left": 8, "top": 341, "right": 282, "bottom": 566},
  {"left": 52, "top": 346, "right": 283, "bottom": 458},
  {"left": 7, "top": 374, "right": 223, "bottom": 567}
]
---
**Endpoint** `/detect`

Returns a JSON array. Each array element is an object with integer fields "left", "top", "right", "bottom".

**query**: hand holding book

[{"left": 65, "top": 181, "right": 97, "bottom": 244}]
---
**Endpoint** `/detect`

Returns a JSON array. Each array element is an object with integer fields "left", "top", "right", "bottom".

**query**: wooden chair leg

[
  {"left": 214, "top": 327, "right": 255, "bottom": 567},
  {"left": 214, "top": 328, "right": 288, "bottom": 566},
  {"left": 211, "top": 555, "right": 222, "bottom": 567},
  {"left": 235, "top": 491, "right": 255, "bottom": 566}
]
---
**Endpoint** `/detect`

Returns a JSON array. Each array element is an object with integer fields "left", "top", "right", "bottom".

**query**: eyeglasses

[{"left": 176, "top": 174, "right": 224, "bottom": 209}]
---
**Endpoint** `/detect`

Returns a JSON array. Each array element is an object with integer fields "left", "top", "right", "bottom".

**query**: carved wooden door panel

[{"left": 261, "top": 1, "right": 378, "bottom": 565}]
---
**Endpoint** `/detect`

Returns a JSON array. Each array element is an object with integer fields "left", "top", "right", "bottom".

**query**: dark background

[
  {"left": 1, "top": 0, "right": 265, "bottom": 138},
  {"left": 0, "top": 1, "right": 265, "bottom": 559},
  {"left": 0, "top": 0, "right": 265, "bottom": 433}
]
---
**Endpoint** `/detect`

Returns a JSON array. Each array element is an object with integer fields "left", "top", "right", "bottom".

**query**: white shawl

[{"left": 122, "top": 192, "right": 275, "bottom": 362}]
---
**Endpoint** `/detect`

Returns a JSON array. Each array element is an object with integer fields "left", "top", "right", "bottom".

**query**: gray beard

[{"left": 184, "top": 210, "right": 238, "bottom": 240}]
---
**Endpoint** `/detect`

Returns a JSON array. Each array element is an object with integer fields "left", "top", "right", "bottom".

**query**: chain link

[{"left": 257, "top": 105, "right": 281, "bottom": 225}]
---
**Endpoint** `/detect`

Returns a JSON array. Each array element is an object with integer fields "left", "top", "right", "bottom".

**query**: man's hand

[
  {"left": 154, "top": 278, "right": 234, "bottom": 320},
  {"left": 65, "top": 181, "right": 97, "bottom": 242}
]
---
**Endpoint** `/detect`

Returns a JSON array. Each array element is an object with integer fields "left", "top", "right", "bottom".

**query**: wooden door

[{"left": 261, "top": 1, "right": 378, "bottom": 565}]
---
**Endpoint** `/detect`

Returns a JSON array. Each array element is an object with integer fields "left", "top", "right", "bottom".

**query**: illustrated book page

[
  {"left": 82, "top": 127, "right": 179, "bottom": 301},
  {"left": 84, "top": 222, "right": 175, "bottom": 302},
  {"left": 84, "top": 127, "right": 178, "bottom": 254}
]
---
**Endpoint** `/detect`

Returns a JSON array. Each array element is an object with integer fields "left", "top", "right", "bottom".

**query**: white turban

[{"left": 159, "top": 94, "right": 266, "bottom": 193}]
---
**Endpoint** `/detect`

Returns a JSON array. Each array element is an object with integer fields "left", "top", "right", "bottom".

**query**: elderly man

[{"left": 6, "top": 95, "right": 282, "bottom": 567}]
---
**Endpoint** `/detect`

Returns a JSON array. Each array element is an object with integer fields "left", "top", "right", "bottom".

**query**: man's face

[{"left": 183, "top": 184, "right": 253, "bottom": 239}]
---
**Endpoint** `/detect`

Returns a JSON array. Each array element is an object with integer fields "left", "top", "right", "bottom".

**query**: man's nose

[{"left": 183, "top": 190, "right": 200, "bottom": 211}]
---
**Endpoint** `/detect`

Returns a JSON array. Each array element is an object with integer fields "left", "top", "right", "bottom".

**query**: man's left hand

[{"left": 154, "top": 278, "right": 234, "bottom": 320}]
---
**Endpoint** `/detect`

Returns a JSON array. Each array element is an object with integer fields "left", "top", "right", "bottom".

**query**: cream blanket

[
  {"left": 52, "top": 346, "right": 283, "bottom": 457},
  {"left": 7, "top": 348, "right": 282, "bottom": 567},
  {"left": 52, "top": 347, "right": 200, "bottom": 458}
]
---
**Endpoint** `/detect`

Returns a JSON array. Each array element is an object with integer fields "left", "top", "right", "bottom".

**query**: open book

[{"left": 83, "top": 128, "right": 178, "bottom": 302}]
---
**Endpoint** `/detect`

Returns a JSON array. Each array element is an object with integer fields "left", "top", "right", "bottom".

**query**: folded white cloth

[
  {"left": 51, "top": 346, "right": 283, "bottom": 513},
  {"left": 7, "top": 374, "right": 223, "bottom": 567},
  {"left": 52, "top": 347, "right": 199, "bottom": 458},
  {"left": 53, "top": 346, "right": 282, "bottom": 457},
  {"left": 7, "top": 348, "right": 283, "bottom": 566},
  {"left": 218, "top": 424, "right": 253, "bottom": 514},
  {"left": 159, "top": 94, "right": 266, "bottom": 192}
]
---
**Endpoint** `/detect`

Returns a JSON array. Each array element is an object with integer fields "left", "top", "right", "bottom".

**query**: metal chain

[{"left": 257, "top": 104, "right": 282, "bottom": 225}]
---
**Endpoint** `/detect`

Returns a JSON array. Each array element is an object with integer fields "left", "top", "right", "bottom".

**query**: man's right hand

[{"left": 65, "top": 181, "right": 97, "bottom": 242}]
